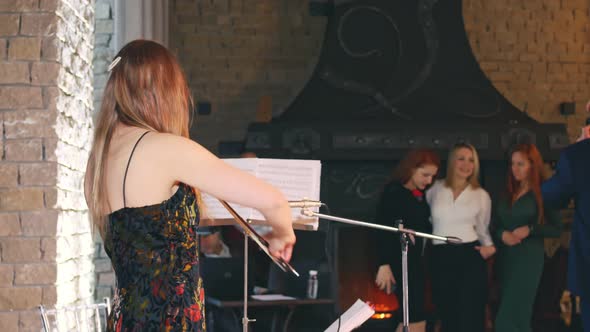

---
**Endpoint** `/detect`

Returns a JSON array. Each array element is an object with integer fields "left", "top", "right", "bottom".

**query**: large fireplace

[{"left": 244, "top": 0, "right": 568, "bottom": 328}]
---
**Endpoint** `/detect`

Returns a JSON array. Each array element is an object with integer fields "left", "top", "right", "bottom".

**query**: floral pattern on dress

[{"left": 104, "top": 183, "right": 206, "bottom": 332}]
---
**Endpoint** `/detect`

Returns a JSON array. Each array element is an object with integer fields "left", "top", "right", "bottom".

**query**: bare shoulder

[
  {"left": 105, "top": 131, "right": 210, "bottom": 210},
  {"left": 140, "top": 132, "right": 209, "bottom": 159},
  {"left": 138, "top": 132, "right": 215, "bottom": 179},
  {"left": 107, "top": 131, "right": 199, "bottom": 181},
  {"left": 143, "top": 132, "right": 197, "bottom": 149}
]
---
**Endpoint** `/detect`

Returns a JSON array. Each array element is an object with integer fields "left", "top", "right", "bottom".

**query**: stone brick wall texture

[
  {"left": 0, "top": 0, "right": 94, "bottom": 331},
  {"left": 93, "top": 0, "right": 114, "bottom": 112},
  {"left": 92, "top": 0, "right": 115, "bottom": 304},
  {"left": 171, "top": 0, "right": 590, "bottom": 149},
  {"left": 464, "top": 0, "right": 590, "bottom": 141},
  {"left": 169, "top": 0, "right": 327, "bottom": 152}
]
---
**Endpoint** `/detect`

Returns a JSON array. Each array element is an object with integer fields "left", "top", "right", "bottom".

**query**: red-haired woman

[
  {"left": 84, "top": 40, "right": 295, "bottom": 331},
  {"left": 374, "top": 149, "right": 440, "bottom": 332},
  {"left": 494, "top": 144, "right": 562, "bottom": 332}
]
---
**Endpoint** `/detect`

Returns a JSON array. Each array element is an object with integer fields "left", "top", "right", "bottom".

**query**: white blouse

[{"left": 426, "top": 180, "right": 493, "bottom": 246}]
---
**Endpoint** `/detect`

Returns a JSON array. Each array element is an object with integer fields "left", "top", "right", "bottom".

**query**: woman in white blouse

[{"left": 426, "top": 143, "right": 496, "bottom": 332}]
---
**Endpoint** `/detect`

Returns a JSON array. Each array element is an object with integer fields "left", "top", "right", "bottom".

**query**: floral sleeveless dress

[{"left": 104, "top": 183, "right": 206, "bottom": 331}]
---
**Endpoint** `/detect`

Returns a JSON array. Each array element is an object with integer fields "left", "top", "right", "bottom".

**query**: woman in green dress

[{"left": 494, "top": 143, "right": 562, "bottom": 332}]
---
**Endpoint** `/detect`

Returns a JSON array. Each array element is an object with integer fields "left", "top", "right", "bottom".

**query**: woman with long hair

[
  {"left": 84, "top": 40, "right": 295, "bottom": 331},
  {"left": 426, "top": 143, "right": 495, "bottom": 332},
  {"left": 494, "top": 143, "right": 562, "bottom": 331},
  {"left": 374, "top": 149, "right": 440, "bottom": 332}
]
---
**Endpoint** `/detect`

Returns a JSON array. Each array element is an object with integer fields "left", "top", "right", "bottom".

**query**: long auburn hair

[
  {"left": 87, "top": 40, "right": 197, "bottom": 235},
  {"left": 392, "top": 149, "right": 440, "bottom": 185},
  {"left": 507, "top": 143, "right": 547, "bottom": 224},
  {"left": 444, "top": 143, "right": 481, "bottom": 189}
]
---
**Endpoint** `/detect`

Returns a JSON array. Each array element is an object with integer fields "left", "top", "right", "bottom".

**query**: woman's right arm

[
  {"left": 493, "top": 216, "right": 506, "bottom": 243},
  {"left": 494, "top": 199, "right": 522, "bottom": 246},
  {"left": 160, "top": 134, "right": 295, "bottom": 260},
  {"left": 374, "top": 184, "right": 400, "bottom": 267},
  {"left": 374, "top": 183, "right": 400, "bottom": 293}
]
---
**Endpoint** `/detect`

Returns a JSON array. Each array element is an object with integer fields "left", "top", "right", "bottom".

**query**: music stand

[{"left": 218, "top": 200, "right": 299, "bottom": 332}]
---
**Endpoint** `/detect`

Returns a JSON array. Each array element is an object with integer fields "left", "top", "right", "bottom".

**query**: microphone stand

[
  {"left": 300, "top": 208, "right": 461, "bottom": 332},
  {"left": 216, "top": 199, "right": 299, "bottom": 332}
]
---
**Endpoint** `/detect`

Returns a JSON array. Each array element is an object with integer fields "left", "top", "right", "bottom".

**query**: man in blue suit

[{"left": 542, "top": 124, "right": 590, "bottom": 331}]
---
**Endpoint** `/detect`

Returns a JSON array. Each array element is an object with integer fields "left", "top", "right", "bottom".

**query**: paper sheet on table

[{"left": 250, "top": 294, "right": 296, "bottom": 301}]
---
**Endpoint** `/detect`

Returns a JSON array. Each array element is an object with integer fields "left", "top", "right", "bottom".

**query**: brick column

[{"left": 0, "top": 1, "right": 94, "bottom": 331}]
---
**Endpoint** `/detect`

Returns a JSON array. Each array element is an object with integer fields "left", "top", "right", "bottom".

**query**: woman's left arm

[
  {"left": 474, "top": 190, "right": 496, "bottom": 258},
  {"left": 474, "top": 190, "right": 494, "bottom": 246}
]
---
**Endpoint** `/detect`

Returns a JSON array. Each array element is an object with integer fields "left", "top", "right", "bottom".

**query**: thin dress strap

[{"left": 122, "top": 131, "right": 151, "bottom": 208}]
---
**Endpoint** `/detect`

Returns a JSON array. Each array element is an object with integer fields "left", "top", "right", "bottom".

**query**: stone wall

[
  {"left": 52, "top": 0, "right": 95, "bottom": 312},
  {"left": 170, "top": 1, "right": 590, "bottom": 149},
  {"left": 464, "top": 0, "right": 590, "bottom": 140},
  {"left": 0, "top": 0, "right": 94, "bottom": 331},
  {"left": 92, "top": 0, "right": 116, "bottom": 303},
  {"left": 93, "top": 0, "right": 115, "bottom": 112},
  {"left": 169, "top": 0, "right": 327, "bottom": 152}
]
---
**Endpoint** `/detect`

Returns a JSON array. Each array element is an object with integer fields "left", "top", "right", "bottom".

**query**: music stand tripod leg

[{"left": 242, "top": 228, "right": 256, "bottom": 332}]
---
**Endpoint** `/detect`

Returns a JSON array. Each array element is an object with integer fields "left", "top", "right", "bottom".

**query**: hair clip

[{"left": 108, "top": 56, "right": 121, "bottom": 72}]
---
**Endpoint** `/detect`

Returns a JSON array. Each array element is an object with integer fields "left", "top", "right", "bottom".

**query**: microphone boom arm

[
  {"left": 294, "top": 202, "right": 462, "bottom": 332},
  {"left": 300, "top": 208, "right": 461, "bottom": 244}
]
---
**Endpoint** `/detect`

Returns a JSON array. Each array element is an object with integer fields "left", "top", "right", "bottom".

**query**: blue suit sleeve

[{"left": 542, "top": 152, "right": 575, "bottom": 209}]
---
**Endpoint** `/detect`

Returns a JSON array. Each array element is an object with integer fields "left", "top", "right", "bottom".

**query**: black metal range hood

[{"left": 245, "top": 0, "right": 569, "bottom": 160}]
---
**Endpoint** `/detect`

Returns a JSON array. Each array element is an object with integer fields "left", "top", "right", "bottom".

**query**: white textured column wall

[
  {"left": 52, "top": 0, "right": 95, "bottom": 311},
  {"left": 93, "top": 0, "right": 114, "bottom": 112},
  {"left": 92, "top": 0, "right": 116, "bottom": 302},
  {"left": 0, "top": 0, "right": 95, "bottom": 331}
]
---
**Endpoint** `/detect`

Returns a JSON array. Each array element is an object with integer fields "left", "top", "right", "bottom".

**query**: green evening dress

[{"left": 494, "top": 191, "right": 562, "bottom": 332}]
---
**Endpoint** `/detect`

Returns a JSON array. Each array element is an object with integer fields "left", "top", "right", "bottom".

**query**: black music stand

[{"left": 218, "top": 200, "right": 299, "bottom": 332}]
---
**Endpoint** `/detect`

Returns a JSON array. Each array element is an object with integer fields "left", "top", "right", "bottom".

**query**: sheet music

[
  {"left": 201, "top": 158, "right": 257, "bottom": 220},
  {"left": 324, "top": 299, "right": 375, "bottom": 332},
  {"left": 250, "top": 158, "right": 321, "bottom": 221},
  {"left": 201, "top": 158, "right": 321, "bottom": 229}
]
